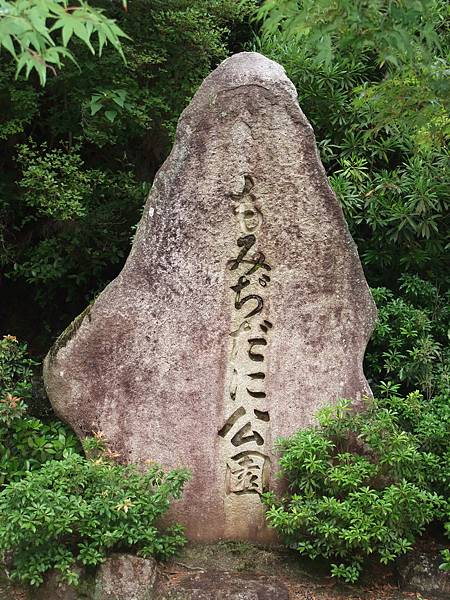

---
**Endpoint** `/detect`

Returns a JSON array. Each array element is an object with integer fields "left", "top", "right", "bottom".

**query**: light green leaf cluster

[
  {"left": 16, "top": 141, "right": 98, "bottom": 219},
  {"left": 0, "top": 0, "right": 128, "bottom": 85},
  {"left": 0, "top": 451, "right": 190, "bottom": 586},
  {"left": 263, "top": 393, "right": 449, "bottom": 582},
  {"left": 0, "top": 335, "right": 80, "bottom": 487},
  {"left": 257, "top": 0, "right": 442, "bottom": 68}
]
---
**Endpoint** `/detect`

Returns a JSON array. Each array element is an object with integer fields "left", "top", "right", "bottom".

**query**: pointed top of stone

[
  {"left": 179, "top": 52, "right": 299, "bottom": 134},
  {"left": 201, "top": 51, "right": 297, "bottom": 98}
]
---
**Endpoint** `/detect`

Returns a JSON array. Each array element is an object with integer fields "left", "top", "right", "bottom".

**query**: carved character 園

[{"left": 226, "top": 451, "right": 270, "bottom": 495}]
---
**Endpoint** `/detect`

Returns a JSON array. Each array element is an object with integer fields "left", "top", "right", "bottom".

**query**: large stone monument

[{"left": 44, "top": 52, "right": 377, "bottom": 542}]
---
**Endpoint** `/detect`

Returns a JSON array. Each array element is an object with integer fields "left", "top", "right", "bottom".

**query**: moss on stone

[{"left": 48, "top": 304, "right": 93, "bottom": 361}]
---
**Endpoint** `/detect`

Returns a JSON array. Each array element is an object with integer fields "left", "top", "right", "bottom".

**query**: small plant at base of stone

[
  {"left": 0, "top": 433, "right": 190, "bottom": 586},
  {"left": 441, "top": 510, "right": 450, "bottom": 573},
  {"left": 262, "top": 393, "right": 449, "bottom": 583},
  {"left": 0, "top": 335, "right": 79, "bottom": 486}
]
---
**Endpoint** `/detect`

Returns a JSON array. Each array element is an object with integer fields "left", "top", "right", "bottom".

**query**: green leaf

[
  {"left": 112, "top": 90, "right": 127, "bottom": 108},
  {"left": 1, "top": 32, "right": 16, "bottom": 57},
  {"left": 61, "top": 22, "right": 74, "bottom": 48},
  {"left": 104, "top": 110, "right": 117, "bottom": 123},
  {"left": 72, "top": 21, "right": 94, "bottom": 54},
  {"left": 89, "top": 101, "right": 102, "bottom": 116}
]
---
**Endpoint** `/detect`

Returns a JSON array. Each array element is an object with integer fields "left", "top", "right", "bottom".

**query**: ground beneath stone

[
  {"left": 155, "top": 543, "right": 431, "bottom": 600},
  {"left": 0, "top": 542, "right": 436, "bottom": 599}
]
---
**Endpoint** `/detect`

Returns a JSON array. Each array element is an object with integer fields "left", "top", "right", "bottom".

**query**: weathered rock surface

[
  {"left": 2, "top": 543, "right": 432, "bottom": 600},
  {"left": 33, "top": 566, "right": 90, "bottom": 600},
  {"left": 94, "top": 554, "right": 158, "bottom": 600},
  {"left": 22, "top": 555, "right": 157, "bottom": 600},
  {"left": 398, "top": 551, "right": 450, "bottom": 598},
  {"left": 44, "top": 51, "right": 376, "bottom": 542},
  {"left": 159, "top": 571, "right": 289, "bottom": 600}
]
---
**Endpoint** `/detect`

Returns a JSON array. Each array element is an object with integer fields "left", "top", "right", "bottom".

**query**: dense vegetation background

[
  {"left": 0, "top": 0, "right": 256, "bottom": 351},
  {"left": 0, "top": 0, "right": 448, "bottom": 587}
]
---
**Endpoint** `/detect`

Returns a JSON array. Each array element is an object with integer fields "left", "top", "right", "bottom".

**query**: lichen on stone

[{"left": 48, "top": 304, "right": 93, "bottom": 361}]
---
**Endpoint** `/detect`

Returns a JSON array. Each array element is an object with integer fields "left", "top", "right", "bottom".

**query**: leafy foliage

[
  {"left": 256, "top": 5, "right": 450, "bottom": 578},
  {"left": 0, "top": 334, "right": 79, "bottom": 486},
  {"left": 0, "top": 446, "right": 190, "bottom": 586},
  {"left": 263, "top": 394, "right": 449, "bottom": 582},
  {"left": 17, "top": 140, "right": 97, "bottom": 218},
  {"left": 256, "top": 1, "right": 449, "bottom": 287},
  {"left": 366, "top": 275, "right": 449, "bottom": 398},
  {"left": 0, "top": 334, "right": 35, "bottom": 400},
  {"left": 0, "top": 1, "right": 448, "bottom": 584},
  {"left": 257, "top": 0, "right": 444, "bottom": 68},
  {"left": 441, "top": 548, "right": 450, "bottom": 572},
  {"left": 0, "top": 0, "right": 256, "bottom": 352},
  {"left": 0, "top": 335, "right": 188, "bottom": 586},
  {"left": 0, "top": 0, "right": 127, "bottom": 85},
  {"left": 3, "top": 140, "right": 145, "bottom": 316}
]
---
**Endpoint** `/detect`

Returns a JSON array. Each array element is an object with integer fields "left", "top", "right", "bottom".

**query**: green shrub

[
  {"left": 7, "top": 141, "right": 145, "bottom": 313},
  {"left": 0, "top": 335, "right": 190, "bottom": 586},
  {"left": 0, "top": 335, "right": 80, "bottom": 486},
  {"left": 442, "top": 498, "right": 450, "bottom": 571},
  {"left": 0, "top": 335, "right": 35, "bottom": 400},
  {"left": 367, "top": 275, "right": 449, "bottom": 398},
  {"left": 0, "top": 397, "right": 80, "bottom": 487},
  {"left": 263, "top": 394, "right": 449, "bottom": 583},
  {"left": 0, "top": 445, "right": 190, "bottom": 586},
  {"left": 256, "top": 2, "right": 449, "bottom": 287}
]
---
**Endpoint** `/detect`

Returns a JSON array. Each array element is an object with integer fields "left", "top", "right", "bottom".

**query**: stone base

[
  {"left": 160, "top": 571, "right": 289, "bottom": 600},
  {"left": 397, "top": 550, "right": 450, "bottom": 599},
  {"left": 95, "top": 554, "right": 158, "bottom": 600},
  {"left": 3, "top": 544, "right": 443, "bottom": 600}
]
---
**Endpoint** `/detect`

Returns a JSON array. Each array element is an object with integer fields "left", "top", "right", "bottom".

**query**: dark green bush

[
  {"left": 0, "top": 0, "right": 256, "bottom": 351},
  {"left": 254, "top": 8, "right": 449, "bottom": 574},
  {"left": 263, "top": 393, "right": 449, "bottom": 583},
  {"left": 0, "top": 448, "right": 190, "bottom": 586},
  {"left": 366, "top": 275, "right": 449, "bottom": 398},
  {"left": 256, "top": 1, "right": 449, "bottom": 288},
  {"left": 0, "top": 335, "right": 80, "bottom": 486}
]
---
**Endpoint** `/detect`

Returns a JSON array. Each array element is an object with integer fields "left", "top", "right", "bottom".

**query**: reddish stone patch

[{"left": 160, "top": 570, "right": 289, "bottom": 599}]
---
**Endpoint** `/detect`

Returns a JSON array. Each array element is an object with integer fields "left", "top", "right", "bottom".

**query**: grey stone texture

[
  {"left": 7, "top": 555, "right": 157, "bottom": 600},
  {"left": 398, "top": 551, "right": 450, "bottom": 598},
  {"left": 94, "top": 554, "right": 157, "bottom": 600},
  {"left": 44, "top": 52, "right": 376, "bottom": 542}
]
